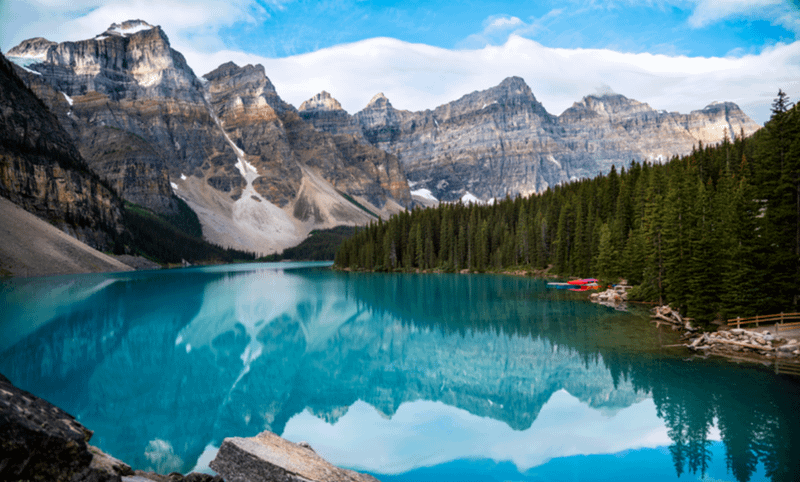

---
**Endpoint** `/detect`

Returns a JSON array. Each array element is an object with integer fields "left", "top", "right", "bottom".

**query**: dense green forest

[
  {"left": 335, "top": 92, "right": 800, "bottom": 322},
  {"left": 124, "top": 197, "right": 257, "bottom": 264},
  {"left": 260, "top": 226, "right": 356, "bottom": 262}
]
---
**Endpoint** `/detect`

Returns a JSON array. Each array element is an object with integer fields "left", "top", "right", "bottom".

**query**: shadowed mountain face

[
  {"left": 7, "top": 22, "right": 411, "bottom": 254},
  {"left": 0, "top": 52, "right": 125, "bottom": 251}
]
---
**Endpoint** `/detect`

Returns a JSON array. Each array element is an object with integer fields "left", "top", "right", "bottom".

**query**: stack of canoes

[{"left": 546, "top": 278, "right": 600, "bottom": 291}]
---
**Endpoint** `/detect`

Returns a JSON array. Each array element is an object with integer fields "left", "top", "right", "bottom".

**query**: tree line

[{"left": 335, "top": 92, "right": 800, "bottom": 322}]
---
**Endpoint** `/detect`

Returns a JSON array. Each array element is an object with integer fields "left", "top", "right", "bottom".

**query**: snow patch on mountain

[{"left": 411, "top": 188, "right": 437, "bottom": 202}]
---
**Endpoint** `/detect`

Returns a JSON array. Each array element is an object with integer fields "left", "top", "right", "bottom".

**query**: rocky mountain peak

[
  {"left": 432, "top": 75, "right": 553, "bottom": 125},
  {"left": 299, "top": 91, "right": 345, "bottom": 113},
  {"left": 204, "top": 62, "right": 278, "bottom": 95},
  {"left": 365, "top": 92, "right": 393, "bottom": 109},
  {"left": 100, "top": 19, "right": 156, "bottom": 38},
  {"left": 6, "top": 37, "right": 56, "bottom": 59},
  {"left": 559, "top": 94, "right": 654, "bottom": 123},
  {"left": 204, "top": 61, "right": 290, "bottom": 120},
  {"left": 695, "top": 101, "right": 742, "bottom": 114},
  {"left": 496, "top": 76, "right": 532, "bottom": 95},
  {"left": 7, "top": 19, "right": 200, "bottom": 103}
]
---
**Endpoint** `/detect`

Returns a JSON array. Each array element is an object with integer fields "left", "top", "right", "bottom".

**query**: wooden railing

[
  {"left": 727, "top": 312, "right": 800, "bottom": 331},
  {"left": 775, "top": 360, "right": 800, "bottom": 377}
]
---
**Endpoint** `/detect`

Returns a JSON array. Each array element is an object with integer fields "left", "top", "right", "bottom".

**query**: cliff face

[
  {"left": 8, "top": 22, "right": 411, "bottom": 254},
  {"left": 300, "top": 91, "right": 367, "bottom": 140},
  {"left": 0, "top": 53, "right": 125, "bottom": 250},
  {"left": 353, "top": 78, "right": 762, "bottom": 202},
  {"left": 7, "top": 20, "right": 210, "bottom": 216},
  {"left": 557, "top": 94, "right": 761, "bottom": 172}
]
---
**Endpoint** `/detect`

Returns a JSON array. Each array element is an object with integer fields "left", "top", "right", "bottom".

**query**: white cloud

[
  {"left": 280, "top": 391, "right": 707, "bottom": 474},
  {"left": 3, "top": 0, "right": 796, "bottom": 125},
  {"left": 1, "top": 0, "right": 271, "bottom": 53},
  {"left": 459, "top": 11, "right": 562, "bottom": 49},
  {"left": 180, "top": 34, "right": 799, "bottom": 125},
  {"left": 688, "top": 0, "right": 799, "bottom": 32},
  {"left": 485, "top": 15, "right": 525, "bottom": 31}
]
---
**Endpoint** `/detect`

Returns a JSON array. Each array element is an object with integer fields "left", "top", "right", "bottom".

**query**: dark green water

[{"left": 1, "top": 262, "right": 798, "bottom": 482}]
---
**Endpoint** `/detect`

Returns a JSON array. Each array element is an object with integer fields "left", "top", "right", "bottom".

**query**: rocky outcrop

[
  {"left": 353, "top": 78, "right": 761, "bottom": 202},
  {"left": 299, "top": 91, "right": 366, "bottom": 139},
  {"left": 0, "top": 52, "right": 125, "bottom": 250},
  {"left": 687, "top": 328, "right": 800, "bottom": 359},
  {"left": 0, "top": 372, "right": 133, "bottom": 481},
  {"left": 7, "top": 20, "right": 203, "bottom": 103},
  {"left": 0, "top": 371, "right": 230, "bottom": 481},
  {"left": 210, "top": 431, "right": 379, "bottom": 482}
]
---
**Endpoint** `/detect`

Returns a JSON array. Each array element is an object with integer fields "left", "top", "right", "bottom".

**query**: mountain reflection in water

[{"left": 1, "top": 263, "right": 797, "bottom": 482}]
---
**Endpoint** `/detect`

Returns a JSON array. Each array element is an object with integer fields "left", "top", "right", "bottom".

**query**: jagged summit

[
  {"left": 99, "top": 19, "right": 155, "bottom": 38},
  {"left": 365, "top": 92, "right": 392, "bottom": 109},
  {"left": 6, "top": 37, "right": 55, "bottom": 59},
  {"left": 431, "top": 75, "right": 553, "bottom": 126},
  {"left": 299, "top": 91, "right": 345, "bottom": 113},
  {"left": 496, "top": 76, "right": 532, "bottom": 93},
  {"left": 560, "top": 94, "right": 654, "bottom": 120},
  {"left": 203, "top": 61, "right": 268, "bottom": 82}
]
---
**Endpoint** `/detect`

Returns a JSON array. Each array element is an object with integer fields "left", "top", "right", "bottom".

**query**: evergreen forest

[{"left": 334, "top": 92, "right": 800, "bottom": 322}]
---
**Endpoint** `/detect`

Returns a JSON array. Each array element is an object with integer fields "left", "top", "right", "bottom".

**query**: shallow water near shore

[{"left": 1, "top": 262, "right": 798, "bottom": 482}]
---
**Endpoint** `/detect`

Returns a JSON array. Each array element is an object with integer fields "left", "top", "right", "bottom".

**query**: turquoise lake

[{"left": 1, "top": 262, "right": 798, "bottom": 482}]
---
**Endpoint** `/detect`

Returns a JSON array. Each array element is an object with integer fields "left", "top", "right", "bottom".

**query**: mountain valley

[{"left": 2, "top": 19, "right": 762, "bottom": 261}]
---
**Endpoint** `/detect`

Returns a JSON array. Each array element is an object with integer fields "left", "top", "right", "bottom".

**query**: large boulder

[
  {"left": 210, "top": 430, "right": 379, "bottom": 482},
  {"left": 0, "top": 372, "right": 135, "bottom": 481},
  {"left": 1, "top": 373, "right": 87, "bottom": 480}
]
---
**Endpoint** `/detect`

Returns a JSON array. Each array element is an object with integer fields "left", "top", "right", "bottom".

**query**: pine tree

[
  {"left": 638, "top": 165, "right": 667, "bottom": 303},
  {"left": 686, "top": 178, "right": 719, "bottom": 322},
  {"left": 662, "top": 161, "right": 694, "bottom": 312}
]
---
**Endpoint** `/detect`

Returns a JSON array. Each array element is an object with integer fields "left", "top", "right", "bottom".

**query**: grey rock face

[
  {"left": 557, "top": 95, "right": 761, "bottom": 173},
  {"left": 7, "top": 22, "right": 221, "bottom": 216},
  {"left": 354, "top": 78, "right": 762, "bottom": 202},
  {"left": 0, "top": 372, "right": 93, "bottom": 481},
  {"left": 299, "top": 91, "right": 366, "bottom": 139},
  {"left": 210, "top": 431, "right": 380, "bottom": 482},
  {"left": 8, "top": 20, "right": 203, "bottom": 103},
  {"left": 0, "top": 372, "right": 135, "bottom": 482},
  {"left": 204, "top": 64, "right": 411, "bottom": 209},
  {"left": 0, "top": 53, "right": 125, "bottom": 249}
]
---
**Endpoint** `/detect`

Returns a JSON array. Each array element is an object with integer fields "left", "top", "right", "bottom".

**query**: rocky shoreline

[
  {"left": 0, "top": 373, "right": 376, "bottom": 482},
  {"left": 589, "top": 286, "right": 800, "bottom": 365}
]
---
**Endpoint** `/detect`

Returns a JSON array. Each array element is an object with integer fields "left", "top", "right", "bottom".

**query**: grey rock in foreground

[
  {"left": 0, "top": 372, "right": 133, "bottom": 481},
  {"left": 210, "top": 431, "right": 380, "bottom": 482}
]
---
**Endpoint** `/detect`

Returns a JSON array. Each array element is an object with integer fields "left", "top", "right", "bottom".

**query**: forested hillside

[{"left": 335, "top": 92, "right": 799, "bottom": 322}]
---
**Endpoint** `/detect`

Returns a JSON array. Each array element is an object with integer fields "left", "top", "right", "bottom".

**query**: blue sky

[
  {"left": 1, "top": 0, "right": 799, "bottom": 123},
  {"left": 211, "top": 0, "right": 797, "bottom": 58}
]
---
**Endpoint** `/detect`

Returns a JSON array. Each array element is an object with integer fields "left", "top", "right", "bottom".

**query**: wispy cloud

[
  {"left": 1, "top": 0, "right": 277, "bottom": 53},
  {"left": 458, "top": 10, "right": 564, "bottom": 49},
  {"left": 688, "top": 0, "right": 793, "bottom": 28}
]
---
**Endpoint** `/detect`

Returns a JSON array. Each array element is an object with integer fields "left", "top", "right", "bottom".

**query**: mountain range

[{"left": 2, "top": 19, "right": 761, "bottom": 256}]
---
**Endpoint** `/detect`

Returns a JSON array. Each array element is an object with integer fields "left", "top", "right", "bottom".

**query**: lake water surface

[{"left": 1, "top": 262, "right": 798, "bottom": 482}]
